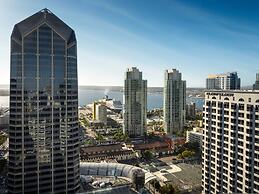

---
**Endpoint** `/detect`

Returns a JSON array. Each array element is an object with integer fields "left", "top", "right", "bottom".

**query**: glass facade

[{"left": 8, "top": 9, "right": 79, "bottom": 194}]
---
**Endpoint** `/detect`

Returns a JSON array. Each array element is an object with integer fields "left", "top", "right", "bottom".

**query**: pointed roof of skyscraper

[{"left": 11, "top": 8, "right": 75, "bottom": 44}]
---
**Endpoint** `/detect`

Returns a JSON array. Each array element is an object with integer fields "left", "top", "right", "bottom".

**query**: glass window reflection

[
  {"left": 11, "top": 54, "right": 22, "bottom": 77},
  {"left": 24, "top": 54, "right": 37, "bottom": 78},
  {"left": 54, "top": 56, "right": 65, "bottom": 78},
  {"left": 39, "top": 56, "right": 51, "bottom": 78},
  {"left": 24, "top": 31, "right": 37, "bottom": 54},
  {"left": 53, "top": 32, "right": 65, "bottom": 55},
  {"left": 39, "top": 24, "right": 51, "bottom": 54}
]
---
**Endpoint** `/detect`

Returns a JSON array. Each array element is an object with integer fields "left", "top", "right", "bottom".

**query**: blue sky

[{"left": 0, "top": 0, "right": 259, "bottom": 87}]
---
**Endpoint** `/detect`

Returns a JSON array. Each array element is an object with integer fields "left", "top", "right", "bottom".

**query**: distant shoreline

[
  {"left": 0, "top": 87, "right": 205, "bottom": 110},
  {"left": 0, "top": 86, "right": 206, "bottom": 97},
  {"left": 0, "top": 84, "right": 205, "bottom": 89},
  {"left": 0, "top": 90, "right": 9, "bottom": 96}
]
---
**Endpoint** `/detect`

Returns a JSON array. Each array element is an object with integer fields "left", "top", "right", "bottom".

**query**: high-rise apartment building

[
  {"left": 253, "top": 73, "right": 259, "bottom": 90},
  {"left": 123, "top": 67, "right": 147, "bottom": 137},
  {"left": 202, "top": 91, "right": 259, "bottom": 194},
  {"left": 206, "top": 72, "right": 241, "bottom": 90},
  {"left": 186, "top": 102, "right": 196, "bottom": 119},
  {"left": 8, "top": 9, "right": 79, "bottom": 194},
  {"left": 163, "top": 69, "right": 186, "bottom": 134}
]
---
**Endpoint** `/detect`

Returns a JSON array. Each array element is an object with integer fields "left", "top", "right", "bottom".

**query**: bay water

[{"left": 0, "top": 89, "right": 204, "bottom": 110}]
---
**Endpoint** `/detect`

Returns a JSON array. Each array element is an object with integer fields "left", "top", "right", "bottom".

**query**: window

[{"left": 238, "top": 98, "right": 244, "bottom": 102}]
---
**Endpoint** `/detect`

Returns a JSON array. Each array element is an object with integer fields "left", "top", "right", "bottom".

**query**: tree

[
  {"left": 182, "top": 150, "right": 195, "bottom": 158},
  {"left": 148, "top": 131, "right": 155, "bottom": 137},
  {"left": 153, "top": 180, "right": 161, "bottom": 191},
  {"left": 142, "top": 150, "right": 153, "bottom": 160},
  {"left": 150, "top": 179, "right": 161, "bottom": 191},
  {"left": 158, "top": 127, "right": 164, "bottom": 132},
  {"left": 84, "top": 139, "right": 95, "bottom": 146},
  {"left": 79, "top": 117, "right": 90, "bottom": 128},
  {"left": 176, "top": 130, "right": 185, "bottom": 137},
  {"left": 177, "top": 153, "right": 183, "bottom": 159},
  {"left": 0, "top": 134, "right": 7, "bottom": 146},
  {"left": 196, "top": 113, "right": 203, "bottom": 120},
  {"left": 95, "top": 133, "right": 104, "bottom": 141},
  {"left": 113, "top": 129, "right": 129, "bottom": 142},
  {"left": 159, "top": 184, "right": 176, "bottom": 194},
  {"left": 184, "top": 141, "right": 199, "bottom": 151}
]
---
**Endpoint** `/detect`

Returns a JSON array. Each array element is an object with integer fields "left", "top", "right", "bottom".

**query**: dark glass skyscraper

[
  {"left": 253, "top": 73, "right": 259, "bottom": 90},
  {"left": 8, "top": 9, "right": 79, "bottom": 194}
]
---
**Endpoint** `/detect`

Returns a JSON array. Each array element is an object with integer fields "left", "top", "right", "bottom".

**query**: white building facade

[
  {"left": 202, "top": 91, "right": 259, "bottom": 193},
  {"left": 94, "top": 103, "right": 107, "bottom": 125},
  {"left": 186, "top": 127, "right": 203, "bottom": 148}
]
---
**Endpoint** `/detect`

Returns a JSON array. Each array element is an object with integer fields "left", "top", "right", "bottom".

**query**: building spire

[{"left": 41, "top": 8, "right": 51, "bottom": 19}]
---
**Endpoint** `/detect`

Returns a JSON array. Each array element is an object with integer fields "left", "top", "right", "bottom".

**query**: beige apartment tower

[
  {"left": 202, "top": 91, "right": 259, "bottom": 193},
  {"left": 123, "top": 67, "right": 147, "bottom": 137},
  {"left": 163, "top": 69, "right": 186, "bottom": 135}
]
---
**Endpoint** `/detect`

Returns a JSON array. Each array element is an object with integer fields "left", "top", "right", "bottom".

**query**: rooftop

[
  {"left": 207, "top": 72, "right": 238, "bottom": 78},
  {"left": 12, "top": 8, "right": 75, "bottom": 43},
  {"left": 80, "top": 144, "right": 124, "bottom": 154},
  {"left": 205, "top": 90, "right": 259, "bottom": 94}
]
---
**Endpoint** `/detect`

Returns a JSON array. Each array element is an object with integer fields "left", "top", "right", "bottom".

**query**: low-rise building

[
  {"left": 106, "top": 99, "right": 122, "bottom": 112},
  {"left": 186, "top": 127, "right": 203, "bottom": 148},
  {"left": 80, "top": 143, "right": 136, "bottom": 162},
  {"left": 171, "top": 137, "right": 186, "bottom": 149},
  {"left": 133, "top": 139, "right": 173, "bottom": 156},
  {"left": 98, "top": 95, "right": 122, "bottom": 112}
]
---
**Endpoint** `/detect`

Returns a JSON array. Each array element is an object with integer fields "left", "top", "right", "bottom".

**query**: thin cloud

[
  {"left": 83, "top": 0, "right": 157, "bottom": 31},
  {"left": 170, "top": 0, "right": 259, "bottom": 39}
]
